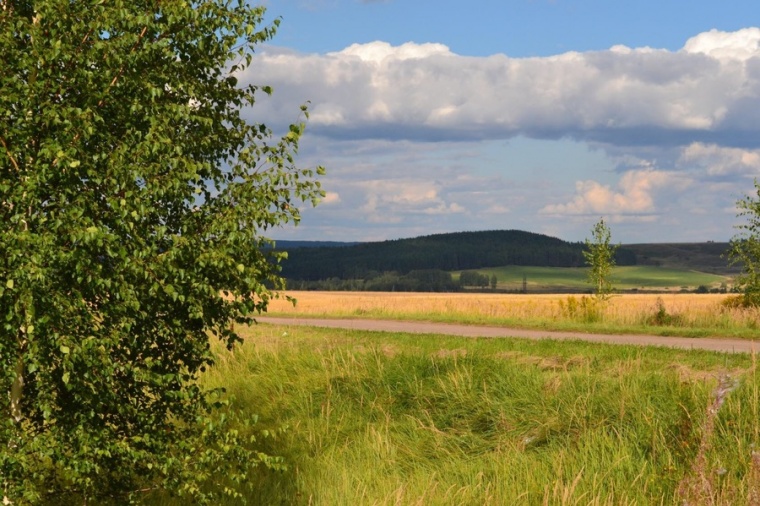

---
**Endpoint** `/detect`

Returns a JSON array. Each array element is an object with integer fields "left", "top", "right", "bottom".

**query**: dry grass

[{"left": 267, "top": 291, "right": 760, "bottom": 337}]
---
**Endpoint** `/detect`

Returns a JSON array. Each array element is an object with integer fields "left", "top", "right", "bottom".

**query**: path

[{"left": 256, "top": 316, "right": 760, "bottom": 354}]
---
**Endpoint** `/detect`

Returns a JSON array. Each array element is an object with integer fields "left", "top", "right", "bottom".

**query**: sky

[{"left": 243, "top": 0, "right": 760, "bottom": 244}]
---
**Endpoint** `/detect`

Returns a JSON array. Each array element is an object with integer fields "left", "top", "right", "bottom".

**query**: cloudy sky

[{"left": 247, "top": 0, "right": 760, "bottom": 244}]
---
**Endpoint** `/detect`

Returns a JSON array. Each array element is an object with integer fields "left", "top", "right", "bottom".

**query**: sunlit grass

[{"left": 172, "top": 324, "right": 760, "bottom": 505}]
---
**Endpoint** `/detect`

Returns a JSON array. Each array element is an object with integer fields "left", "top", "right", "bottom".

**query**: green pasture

[
  {"left": 155, "top": 324, "right": 759, "bottom": 505},
  {"left": 456, "top": 265, "right": 730, "bottom": 291}
]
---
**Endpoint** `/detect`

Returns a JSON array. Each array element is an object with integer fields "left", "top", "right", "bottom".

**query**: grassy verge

[
  {"left": 266, "top": 292, "right": 760, "bottom": 339},
  {"left": 159, "top": 324, "right": 760, "bottom": 504}
]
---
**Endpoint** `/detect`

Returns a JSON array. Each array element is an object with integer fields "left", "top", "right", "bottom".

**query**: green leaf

[{"left": 60, "top": 345, "right": 70, "bottom": 354}]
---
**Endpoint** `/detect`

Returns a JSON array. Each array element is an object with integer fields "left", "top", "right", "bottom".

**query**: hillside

[
  {"left": 278, "top": 230, "right": 637, "bottom": 281},
  {"left": 623, "top": 242, "right": 736, "bottom": 275}
]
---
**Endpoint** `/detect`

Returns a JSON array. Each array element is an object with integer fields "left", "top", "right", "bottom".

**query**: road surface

[{"left": 256, "top": 316, "right": 760, "bottom": 354}]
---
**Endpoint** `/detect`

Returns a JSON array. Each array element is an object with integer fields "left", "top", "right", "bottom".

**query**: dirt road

[{"left": 256, "top": 316, "right": 760, "bottom": 354}]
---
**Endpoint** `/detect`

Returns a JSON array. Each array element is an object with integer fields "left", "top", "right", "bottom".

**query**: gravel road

[{"left": 256, "top": 316, "right": 760, "bottom": 354}]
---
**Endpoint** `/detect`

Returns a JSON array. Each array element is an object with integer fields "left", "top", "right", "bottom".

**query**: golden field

[{"left": 266, "top": 291, "right": 760, "bottom": 338}]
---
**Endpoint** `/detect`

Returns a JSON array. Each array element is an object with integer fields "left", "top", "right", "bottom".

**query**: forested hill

[{"left": 278, "top": 230, "right": 637, "bottom": 281}]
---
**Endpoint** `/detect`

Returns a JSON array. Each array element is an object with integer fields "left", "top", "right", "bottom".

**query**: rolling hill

[
  {"left": 279, "top": 230, "right": 636, "bottom": 281},
  {"left": 275, "top": 230, "right": 736, "bottom": 292}
]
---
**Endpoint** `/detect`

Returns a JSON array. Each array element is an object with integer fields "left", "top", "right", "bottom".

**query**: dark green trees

[{"left": 0, "top": 1, "right": 322, "bottom": 503}]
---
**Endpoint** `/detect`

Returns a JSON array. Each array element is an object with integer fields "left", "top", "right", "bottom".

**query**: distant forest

[{"left": 278, "top": 230, "right": 638, "bottom": 290}]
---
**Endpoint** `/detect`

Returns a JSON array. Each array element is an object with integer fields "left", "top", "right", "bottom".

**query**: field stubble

[{"left": 267, "top": 291, "right": 760, "bottom": 338}]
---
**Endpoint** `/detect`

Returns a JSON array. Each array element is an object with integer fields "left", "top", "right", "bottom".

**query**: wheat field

[{"left": 266, "top": 291, "right": 760, "bottom": 338}]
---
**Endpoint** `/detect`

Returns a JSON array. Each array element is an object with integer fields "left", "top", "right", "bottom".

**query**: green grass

[
  {"left": 155, "top": 324, "right": 760, "bottom": 505},
  {"left": 456, "top": 265, "right": 730, "bottom": 291}
]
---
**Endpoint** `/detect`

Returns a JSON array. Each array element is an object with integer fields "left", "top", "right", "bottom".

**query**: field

[
  {"left": 267, "top": 291, "right": 760, "bottom": 339},
  {"left": 156, "top": 323, "right": 760, "bottom": 505},
  {"left": 146, "top": 291, "right": 760, "bottom": 504},
  {"left": 455, "top": 265, "right": 730, "bottom": 292}
]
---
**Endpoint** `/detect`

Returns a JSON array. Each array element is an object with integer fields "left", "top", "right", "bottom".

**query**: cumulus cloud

[
  {"left": 677, "top": 142, "right": 760, "bottom": 177},
  {"left": 540, "top": 169, "right": 692, "bottom": 217},
  {"left": 252, "top": 28, "right": 760, "bottom": 242},
  {"left": 683, "top": 28, "right": 760, "bottom": 61},
  {"left": 246, "top": 28, "right": 760, "bottom": 147},
  {"left": 356, "top": 179, "right": 465, "bottom": 223},
  {"left": 321, "top": 191, "right": 342, "bottom": 204}
]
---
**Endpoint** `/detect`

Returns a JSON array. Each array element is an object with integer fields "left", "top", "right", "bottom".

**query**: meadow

[
  {"left": 144, "top": 291, "right": 760, "bottom": 504},
  {"left": 266, "top": 291, "right": 760, "bottom": 339},
  {"left": 158, "top": 323, "right": 760, "bottom": 505},
  {"left": 457, "top": 265, "right": 730, "bottom": 292}
]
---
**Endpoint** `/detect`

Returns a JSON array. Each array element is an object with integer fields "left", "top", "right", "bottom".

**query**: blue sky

[
  {"left": 249, "top": 0, "right": 760, "bottom": 243},
  {"left": 267, "top": 1, "right": 757, "bottom": 58}
]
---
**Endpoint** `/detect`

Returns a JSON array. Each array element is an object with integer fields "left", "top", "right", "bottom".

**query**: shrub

[
  {"left": 558, "top": 296, "right": 602, "bottom": 323},
  {"left": 647, "top": 297, "right": 683, "bottom": 326}
]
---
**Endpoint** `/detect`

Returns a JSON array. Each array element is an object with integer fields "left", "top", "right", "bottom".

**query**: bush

[
  {"left": 558, "top": 296, "right": 602, "bottom": 323},
  {"left": 721, "top": 295, "right": 755, "bottom": 310},
  {"left": 647, "top": 297, "right": 683, "bottom": 326}
]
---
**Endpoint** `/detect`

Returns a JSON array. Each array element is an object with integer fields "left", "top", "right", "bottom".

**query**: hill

[
  {"left": 278, "top": 230, "right": 637, "bottom": 281},
  {"left": 623, "top": 242, "right": 736, "bottom": 275}
]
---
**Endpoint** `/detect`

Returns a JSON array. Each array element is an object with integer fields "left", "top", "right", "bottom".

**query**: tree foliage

[
  {"left": 583, "top": 219, "right": 618, "bottom": 301},
  {"left": 459, "top": 271, "right": 490, "bottom": 288},
  {"left": 0, "top": 0, "right": 323, "bottom": 503},
  {"left": 728, "top": 180, "right": 760, "bottom": 306}
]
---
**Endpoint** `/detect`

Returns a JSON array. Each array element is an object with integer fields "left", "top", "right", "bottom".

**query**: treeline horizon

[{"left": 278, "top": 230, "right": 638, "bottom": 287}]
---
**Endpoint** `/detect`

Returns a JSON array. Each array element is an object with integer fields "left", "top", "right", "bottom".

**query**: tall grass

[
  {"left": 152, "top": 324, "right": 760, "bottom": 505},
  {"left": 267, "top": 292, "right": 760, "bottom": 338}
]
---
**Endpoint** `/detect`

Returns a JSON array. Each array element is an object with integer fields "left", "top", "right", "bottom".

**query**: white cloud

[
  {"left": 247, "top": 28, "right": 760, "bottom": 147},
  {"left": 253, "top": 30, "right": 760, "bottom": 243},
  {"left": 677, "top": 142, "right": 760, "bottom": 177},
  {"left": 683, "top": 28, "right": 760, "bottom": 61},
  {"left": 540, "top": 169, "right": 691, "bottom": 217},
  {"left": 357, "top": 179, "right": 465, "bottom": 219},
  {"left": 332, "top": 41, "right": 452, "bottom": 63},
  {"left": 321, "top": 191, "right": 341, "bottom": 204},
  {"left": 275, "top": 135, "right": 747, "bottom": 242}
]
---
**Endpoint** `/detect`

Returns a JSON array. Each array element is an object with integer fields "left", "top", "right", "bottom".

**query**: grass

[
  {"left": 454, "top": 265, "right": 730, "bottom": 292},
  {"left": 267, "top": 291, "right": 760, "bottom": 339},
  {"left": 157, "top": 324, "right": 760, "bottom": 505}
]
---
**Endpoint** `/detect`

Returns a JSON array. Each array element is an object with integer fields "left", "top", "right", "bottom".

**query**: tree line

[
  {"left": 286, "top": 269, "right": 501, "bottom": 292},
  {"left": 279, "top": 229, "right": 637, "bottom": 282}
]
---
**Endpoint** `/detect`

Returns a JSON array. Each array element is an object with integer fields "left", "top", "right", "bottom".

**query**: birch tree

[
  {"left": 584, "top": 218, "right": 618, "bottom": 301},
  {"left": 728, "top": 180, "right": 760, "bottom": 307},
  {"left": 0, "top": 1, "right": 323, "bottom": 502}
]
